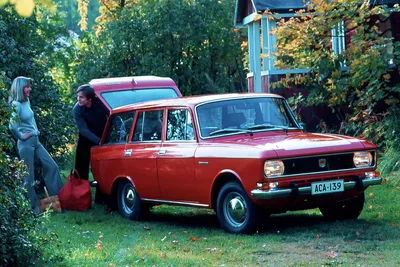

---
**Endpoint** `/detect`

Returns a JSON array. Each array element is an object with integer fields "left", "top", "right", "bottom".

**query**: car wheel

[
  {"left": 319, "top": 193, "right": 365, "bottom": 221},
  {"left": 216, "top": 182, "right": 257, "bottom": 234},
  {"left": 117, "top": 180, "right": 142, "bottom": 220}
]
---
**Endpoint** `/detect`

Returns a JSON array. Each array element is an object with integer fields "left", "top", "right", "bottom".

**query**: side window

[
  {"left": 103, "top": 111, "right": 135, "bottom": 144},
  {"left": 132, "top": 110, "right": 163, "bottom": 142},
  {"left": 166, "top": 109, "right": 195, "bottom": 141}
]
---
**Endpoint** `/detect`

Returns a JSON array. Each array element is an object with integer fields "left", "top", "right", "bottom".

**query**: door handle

[
  {"left": 124, "top": 149, "right": 132, "bottom": 157},
  {"left": 158, "top": 149, "right": 167, "bottom": 156}
]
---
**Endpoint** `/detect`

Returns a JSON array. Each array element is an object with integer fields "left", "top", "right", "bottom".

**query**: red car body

[{"left": 91, "top": 93, "right": 381, "bottom": 233}]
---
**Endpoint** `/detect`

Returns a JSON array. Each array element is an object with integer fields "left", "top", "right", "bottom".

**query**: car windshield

[
  {"left": 101, "top": 88, "right": 179, "bottom": 109},
  {"left": 196, "top": 97, "right": 299, "bottom": 138}
]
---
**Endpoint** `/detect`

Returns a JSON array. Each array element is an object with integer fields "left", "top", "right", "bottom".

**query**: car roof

[
  {"left": 89, "top": 76, "right": 178, "bottom": 92},
  {"left": 112, "top": 93, "right": 285, "bottom": 114}
]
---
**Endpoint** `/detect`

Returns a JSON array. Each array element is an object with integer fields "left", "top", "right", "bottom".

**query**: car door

[
  {"left": 91, "top": 111, "right": 135, "bottom": 195},
  {"left": 122, "top": 109, "right": 164, "bottom": 199},
  {"left": 157, "top": 108, "right": 199, "bottom": 202}
]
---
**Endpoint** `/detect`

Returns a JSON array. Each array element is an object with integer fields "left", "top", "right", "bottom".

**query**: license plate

[{"left": 311, "top": 180, "right": 344, "bottom": 195}]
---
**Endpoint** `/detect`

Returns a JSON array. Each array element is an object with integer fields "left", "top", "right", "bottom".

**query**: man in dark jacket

[{"left": 73, "top": 84, "right": 109, "bottom": 181}]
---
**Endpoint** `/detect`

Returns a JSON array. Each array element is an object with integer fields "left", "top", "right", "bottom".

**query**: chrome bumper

[{"left": 251, "top": 177, "right": 382, "bottom": 200}]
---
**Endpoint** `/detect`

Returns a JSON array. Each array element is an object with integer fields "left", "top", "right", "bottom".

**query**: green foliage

[
  {"left": 0, "top": 5, "right": 75, "bottom": 160},
  {"left": 52, "top": 0, "right": 99, "bottom": 33},
  {"left": 0, "top": 6, "right": 73, "bottom": 266},
  {"left": 378, "top": 105, "right": 400, "bottom": 175},
  {"left": 273, "top": 0, "right": 400, "bottom": 155},
  {"left": 74, "top": 0, "right": 247, "bottom": 96},
  {"left": 0, "top": 152, "right": 41, "bottom": 266}
]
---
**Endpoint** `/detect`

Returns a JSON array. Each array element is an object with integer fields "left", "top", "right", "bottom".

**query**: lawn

[{"left": 42, "top": 172, "right": 400, "bottom": 267}]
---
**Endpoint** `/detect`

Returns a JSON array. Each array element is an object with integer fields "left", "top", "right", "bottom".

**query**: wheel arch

[
  {"left": 210, "top": 171, "right": 242, "bottom": 210},
  {"left": 111, "top": 176, "right": 135, "bottom": 202}
]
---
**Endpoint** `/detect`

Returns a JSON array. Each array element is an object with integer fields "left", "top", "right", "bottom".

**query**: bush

[{"left": 378, "top": 106, "right": 400, "bottom": 175}]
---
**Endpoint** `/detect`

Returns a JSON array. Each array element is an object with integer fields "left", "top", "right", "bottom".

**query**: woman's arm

[{"left": 9, "top": 101, "right": 25, "bottom": 140}]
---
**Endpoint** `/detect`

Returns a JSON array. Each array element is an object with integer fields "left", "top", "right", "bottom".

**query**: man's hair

[{"left": 76, "top": 84, "right": 95, "bottom": 100}]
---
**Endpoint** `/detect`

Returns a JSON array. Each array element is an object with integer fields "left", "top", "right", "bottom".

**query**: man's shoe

[{"left": 90, "top": 180, "right": 98, "bottom": 187}]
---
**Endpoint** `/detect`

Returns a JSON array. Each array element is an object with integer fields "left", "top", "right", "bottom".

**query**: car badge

[{"left": 319, "top": 158, "right": 326, "bottom": 168}]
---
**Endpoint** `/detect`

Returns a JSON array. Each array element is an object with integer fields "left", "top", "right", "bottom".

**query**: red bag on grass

[{"left": 58, "top": 169, "right": 92, "bottom": 211}]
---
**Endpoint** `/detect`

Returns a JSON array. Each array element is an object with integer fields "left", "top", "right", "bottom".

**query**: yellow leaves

[
  {"left": 15, "top": 0, "right": 34, "bottom": 16},
  {"left": 240, "top": 41, "right": 248, "bottom": 51},
  {"left": 0, "top": 0, "right": 8, "bottom": 7},
  {"left": 254, "top": 14, "right": 262, "bottom": 21},
  {"left": 77, "top": 0, "right": 89, "bottom": 31},
  {"left": 383, "top": 73, "right": 391, "bottom": 80},
  {"left": 2, "top": 0, "right": 34, "bottom": 17}
]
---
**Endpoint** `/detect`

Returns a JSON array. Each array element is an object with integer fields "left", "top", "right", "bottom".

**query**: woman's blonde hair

[{"left": 11, "top": 76, "right": 33, "bottom": 102}]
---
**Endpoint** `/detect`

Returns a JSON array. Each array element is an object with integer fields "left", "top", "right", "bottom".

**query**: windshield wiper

[
  {"left": 209, "top": 128, "right": 252, "bottom": 136},
  {"left": 247, "top": 124, "right": 290, "bottom": 134},
  {"left": 247, "top": 123, "right": 276, "bottom": 130}
]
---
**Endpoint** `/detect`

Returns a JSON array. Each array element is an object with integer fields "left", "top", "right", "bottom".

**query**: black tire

[
  {"left": 216, "top": 182, "right": 257, "bottom": 234},
  {"left": 117, "top": 180, "right": 142, "bottom": 220},
  {"left": 319, "top": 193, "right": 365, "bottom": 221}
]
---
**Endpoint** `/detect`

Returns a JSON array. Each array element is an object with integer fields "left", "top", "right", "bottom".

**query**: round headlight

[
  {"left": 353, "top": 152, "right": 373, "bottom": 167},
  {"left": 264, "top": 160, "right": 285, "bottom": 177}
]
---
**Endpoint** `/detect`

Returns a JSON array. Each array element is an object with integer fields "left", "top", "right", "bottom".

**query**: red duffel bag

[{"left": 58, "top": 169, "right": 92, "bottom": 211}]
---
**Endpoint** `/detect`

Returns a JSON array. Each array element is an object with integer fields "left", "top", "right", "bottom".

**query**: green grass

[{"left": 41, "top": 172, "right": 400, "bottom": 266}]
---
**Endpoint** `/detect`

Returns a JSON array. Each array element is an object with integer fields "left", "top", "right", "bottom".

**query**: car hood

[{"left": 216, "top": 132, "right": 366, "bottom": 158}]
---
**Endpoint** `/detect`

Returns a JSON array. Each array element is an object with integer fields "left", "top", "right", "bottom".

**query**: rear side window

[
  {"left": 103, "top": 111, "right": 135, "bottom": 144},
  {"left": 132, "top": 110, "right": 164, "bottom": 142},
  {"left": 166, "top": 109, "right": 195, "bottom": 141},
  {"left": 101, "top": 88, "right": 178, "bottom": 109}
]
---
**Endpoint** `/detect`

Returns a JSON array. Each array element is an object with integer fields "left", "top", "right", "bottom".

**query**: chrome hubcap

[
  {"left": 225, "top": 192, "right": 247, "bottom": 227},
  {"left": 123, "top": 185, "right": 136, "bottom": 212}
]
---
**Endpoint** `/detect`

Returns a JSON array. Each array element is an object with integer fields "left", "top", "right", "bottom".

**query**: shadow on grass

[
  {"left": 146, "top": 207, "right": 220, "bottom": 230},
  {"left": 138, "top": 206, "right": 398, "bottom": 239}
]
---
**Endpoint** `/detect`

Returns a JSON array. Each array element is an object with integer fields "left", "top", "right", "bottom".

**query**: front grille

[{"left": 281, "top": 151, "right": 375, "bottom": 176}]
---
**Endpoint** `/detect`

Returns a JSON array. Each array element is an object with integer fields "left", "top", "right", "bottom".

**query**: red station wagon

[{"left": 91, "top": 93, "right": 382, "bottom": 234}]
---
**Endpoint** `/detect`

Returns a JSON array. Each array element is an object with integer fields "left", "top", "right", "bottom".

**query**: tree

[{"left": 74, "top": 0, "right": 247, "bottom": 96}]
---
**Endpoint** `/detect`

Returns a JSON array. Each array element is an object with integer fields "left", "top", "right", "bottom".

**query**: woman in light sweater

[{"left": 9, "top": 76, "right": 63, "bottom": 213}]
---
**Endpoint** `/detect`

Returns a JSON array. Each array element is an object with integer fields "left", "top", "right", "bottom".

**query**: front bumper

[{"left": 251, "top": 177, "right": 382, "bottom": 200}]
